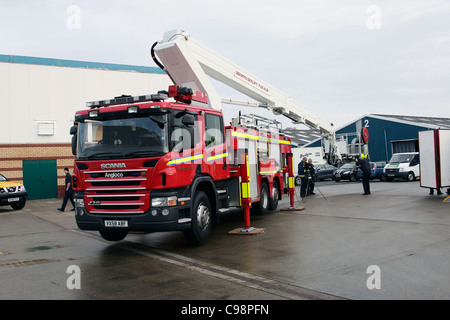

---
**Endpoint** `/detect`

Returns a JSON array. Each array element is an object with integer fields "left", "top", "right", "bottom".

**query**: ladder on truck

[{"left": 152, "top": 29, "right": 342, "bottom": 165}]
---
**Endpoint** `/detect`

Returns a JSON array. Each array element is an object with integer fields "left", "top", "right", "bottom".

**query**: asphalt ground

[{"left": 0, "top": 179, "right": 449, "bottom": 305}]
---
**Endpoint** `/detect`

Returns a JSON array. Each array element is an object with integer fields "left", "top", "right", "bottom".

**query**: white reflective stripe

[
  {"left": 93, "top": 203, "right": 144, "bottom": 206},
  {"left": 86, "top": 194, "right": 146, "bottom": 198},
  {"left": 85, "top": 169, "right": 147, "bottom": 173},
  {"left": 90, "top": 210, "right": 144, "bottom": 214},
  {"left": 85, "top": 178, "right": 146, "bottom": 182},
  {"left": 86, "top": 187, "right": 146, "bottom": 191}
]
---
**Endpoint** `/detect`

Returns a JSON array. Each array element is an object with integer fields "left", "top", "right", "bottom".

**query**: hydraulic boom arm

[{"left": 152, "top": 29, "right": 341, "bottom": 164}]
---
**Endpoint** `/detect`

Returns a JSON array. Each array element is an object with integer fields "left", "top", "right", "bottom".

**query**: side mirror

[
  {"left": 70, "top": 126, "right": 77, "bottom": 156},
  {"left": 182, "top": 114, "right": 195, "bottom": 126},
  {"left": 71, "top": 135, "right": 77, "bottom": 156},
  {"left": 70, "top": 125, "right": 77, "bottom": 135}
]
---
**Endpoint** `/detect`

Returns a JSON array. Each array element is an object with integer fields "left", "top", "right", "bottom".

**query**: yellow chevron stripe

[
  {"left": 167, "top": 154, "right": 203, "bottom": 166},
  {"left": 206, "top": 152, "right": 228, "bottom": 162}
]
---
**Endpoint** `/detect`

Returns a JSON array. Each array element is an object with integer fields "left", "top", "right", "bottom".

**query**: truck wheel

[
  {"left": 269, "top": 180, "right": 279, "bottom": 211},
  {"left": 183, "top": 191, "right": 212, "bottom": 244},
  {"left": 253, "top": 182, "right": 269, "bottom": 215},
  {"left": 99, "top": 230, "right": 128, "bottom": 241},
  {"left": 407, "top": 172, "right": 415, "bottom": 181}
]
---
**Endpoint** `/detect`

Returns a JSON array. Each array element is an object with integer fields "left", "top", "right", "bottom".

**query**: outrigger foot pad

[
  {"left": 228, "top": 227, "right": 265, "bottom": 235},
  {"left": 280, "top": 206, "right": 305, "bottom": 212}
]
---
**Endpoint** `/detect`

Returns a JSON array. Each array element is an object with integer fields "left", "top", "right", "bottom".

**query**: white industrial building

[{"left": 0, "top": 54, "right": 172, "bottom": 199}]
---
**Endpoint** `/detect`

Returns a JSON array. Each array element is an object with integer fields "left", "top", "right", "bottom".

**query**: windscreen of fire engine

[{"left": 77, "top": 116, "right": 169, "bottom": 159}]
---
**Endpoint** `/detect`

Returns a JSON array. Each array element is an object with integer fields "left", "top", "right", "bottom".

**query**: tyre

[
  {"left": 252, "top": 182, "right": 269, "bottom": 215},
  {"left": 183, "top": 191, "right": 212, "bottom": 244},
  {"left": 99, "top": 230, "right": 128, "bottom": 241},
  {"left": 407, "top": 172, "right": 415, "bottom": 181},
  {"left": 295, "top": 175, "right": 301, "bottom": 186},
  {"left": 269, "top": 180, "right": 279, "bottom": 211},
  {"left": 11, "top": 201, "right": 26, "bottom": 210},
  {"left": 349, "top": 174, "right": 356, "bottom": 182}
]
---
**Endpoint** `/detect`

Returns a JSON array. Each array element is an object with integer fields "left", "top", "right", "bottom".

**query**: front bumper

[
  {"left": 74, "top": 192, "right": 192, "bottom": 232},
  {"left": 0, "top": 191, "right": 28, "bottom": 206},
  {"left": 384, "top": 169, "right": 408, "bottom": 179}
]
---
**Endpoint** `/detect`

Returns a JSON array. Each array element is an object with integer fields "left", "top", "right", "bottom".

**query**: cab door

[{"left": 204, "top": 113, "right": 229, "bottom": 181}]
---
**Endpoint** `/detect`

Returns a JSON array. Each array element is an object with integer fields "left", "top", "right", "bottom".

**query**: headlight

[
  {"left": 75, "top": 198, "right": 85, "bottom": 208},
  {"left": 18, "top": 186, "right": 26, "bottom": 192},
  {"left": 151, "top": 196, "right": 177, "bottom": 207},
  {"left": 343, "top": 171, "right": 349, "bottom": 174}
]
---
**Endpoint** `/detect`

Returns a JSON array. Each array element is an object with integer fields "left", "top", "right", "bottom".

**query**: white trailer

[
  {"left": 292, "top": 147, "right": 326, "bottom": 168},
  {"left": 418, "top": 129, "right": 450, "bottom": 192}
]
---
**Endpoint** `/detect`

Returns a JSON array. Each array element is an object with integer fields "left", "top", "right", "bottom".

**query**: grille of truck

[{"left": 83, "top": 169, "right": 149, "bottom": 214}]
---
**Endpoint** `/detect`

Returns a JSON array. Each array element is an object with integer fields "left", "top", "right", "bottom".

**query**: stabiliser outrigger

[{"left": 70, "top": 30, "right": 341, "bottom": 244}]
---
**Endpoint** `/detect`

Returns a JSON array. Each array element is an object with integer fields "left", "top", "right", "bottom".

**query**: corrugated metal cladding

[{"left": 306, "top": 114, "right": 450, "bottom": 162}]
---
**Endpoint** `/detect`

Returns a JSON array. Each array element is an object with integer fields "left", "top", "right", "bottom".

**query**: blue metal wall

[
  {"left": 309, "top": 116, "right": 429, "bottom": 161},
  {"left": 350, "top": 116, "right": 428, "bottom": 161}
]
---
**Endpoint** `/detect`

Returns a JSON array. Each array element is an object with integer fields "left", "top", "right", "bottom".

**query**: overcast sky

[{"left": 1, "top": 0, "right": 449, "bottom": 128}]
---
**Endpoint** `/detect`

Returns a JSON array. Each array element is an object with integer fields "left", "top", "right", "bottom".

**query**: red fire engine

[{"left": 70, "top": 30, "right": 340, "bottom": 243}]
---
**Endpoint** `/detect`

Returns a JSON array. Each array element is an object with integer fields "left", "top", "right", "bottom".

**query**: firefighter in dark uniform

[
  {"left": 307, "top": 158, "right": 316, "bottom": 195},
  {"left": 355, "top": 155, "right": 371, "bottom": 195},
  {"left": 298, "top": 157, "right": 308, "bottom": 198}
]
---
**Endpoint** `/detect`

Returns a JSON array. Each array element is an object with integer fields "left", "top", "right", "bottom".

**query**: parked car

[
  {"left": 357, "top": 161, "right": 387, "bottom": 181},
  {"left": 295, "top": 163, "right": 337, "bottom": 185},
  {"left": 315, "top": 164, "right": 337, "bottom": 181},
  {"left": 333, "top": 163, "right": 358, "bottom": 182},
  {"left": 0, "top": 173, "right": 27, "bottom": 210}
]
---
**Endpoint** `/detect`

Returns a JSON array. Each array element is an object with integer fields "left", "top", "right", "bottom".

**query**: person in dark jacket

[
  {"left": 298, "top": 157, "right": 308, "bottom": 198},
  {"left": 57, "top": 168, "right": 75, "bottom": 212},
  {"left": 307, "top": 158, "right": 316, "bottom": 195},
  {"left": 355, "top": 156, "right": 371, "bottom": 195}
]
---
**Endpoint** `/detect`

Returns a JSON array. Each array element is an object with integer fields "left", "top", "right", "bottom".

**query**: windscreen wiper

[
  {"left": 86, "top": 152, "right": 126, "bottom": 160},
  {"left": 124, "top": 150, "right": 164, "bottom": 158}
]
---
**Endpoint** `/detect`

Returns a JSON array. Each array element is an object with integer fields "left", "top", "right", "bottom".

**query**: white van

[{"left": 383, "top": 152, "right": 420, "bottom": 181}]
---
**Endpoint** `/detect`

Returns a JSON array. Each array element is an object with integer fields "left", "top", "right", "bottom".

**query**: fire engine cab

[{"left": 70, "top": 30, "right": 340, "bottom": 243}]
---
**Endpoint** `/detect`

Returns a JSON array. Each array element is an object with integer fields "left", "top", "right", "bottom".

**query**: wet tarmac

[{"left": 0, "top": 180, "right": 449, "bottom": 301}]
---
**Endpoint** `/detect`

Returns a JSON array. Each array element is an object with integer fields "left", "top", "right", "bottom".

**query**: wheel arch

[
  {"left": 272, "top": 176, "right": 281, "bottom": 200},
  {"left": 190, "top": 175, "right": 218, "bottom": 218}
]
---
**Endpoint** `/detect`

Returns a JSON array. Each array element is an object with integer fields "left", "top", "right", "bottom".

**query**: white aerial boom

[{"left": 152, "top": 29, "right": 342, "bottom": 164}]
